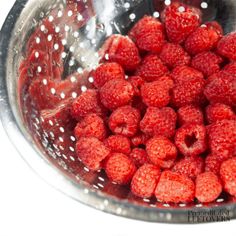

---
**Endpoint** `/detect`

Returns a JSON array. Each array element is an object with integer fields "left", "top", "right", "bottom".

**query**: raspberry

[
  {"left": 195, "top": 172, "right": 222, "bottom": 203},
  {"left": 101, "top": 35, "right": 141, "bottom": 71},
  {"left": 155, "top": 158, "right": 176, "bottom": 170},
  {"left": 71, "top": 89, "right": 106, "bottom": 119},
  {"left": 175, "top": 124, "right": 207, "bottom": 156},
  {"left": 75, "top": 137, "right": 110, "bottom": 171},
  {"left": 135, "top": 54, "right": 168, "bottom": 82},
  {"left": 172, "top": 156, "right": 204, "bottom": 179},
  {"left": 140, "top": 107, "right": 177, "bottom": 138},
  {"left": 155, "top": 170, "right": 195, "bottom": 203},
  {"left": 108, "top": 105, "right": 140, "bottom": 137},
  {"left": 104, "top": 153, "right": 136, "bottom": 184},
  {"left": 74, "top": 113, "right": 107, "bottom": 141},
  {"left": 208, "top": 119, "right": 236, "bottom": 158},
  {"left": 185, "top": 25, "right": 221, "bottom": 55},
  {"left": 104, "top": 135, "right": 131, "bottom": 155},
  {"left": 131, "top": 96, "right": 147, "bottom": 117},
  {"left": 177, "top": 105, "right": 204, "bottom": 126},
  {"left": 220, "top": 158, "right": 236, "bottom": 197},
  {"left": 205, "top": 154, "right": 225, "bottom": 175},
  {"left": 140, "top": 76, "right": 174, "bottom": 108},
  {"left": 128, "top": 16, "right": 165, "bottom": 53},
  {"left": 159, "top": 43, "right": 190, "bottom": 68},
  {"left": 204, "top": 72, "right": 236, "bottom": 106},
  {"left": 162, "top": 2, "right": 201, "bottom": 43},
  {"left": 172, "top": 75, "right": 206, "bottom": 108},
  {"left": 146, "top": 136, "right": 177, "bottom": 168},
  {"left": 206, "top": 103, "right": 235, "bottom": 124},
  {"left": 128, "top": 76, "right": 145, "bottom": 96},
  {"left": 222, "top": 62, "right": 236, "bottom": 75},
  {"left": 191, "top": 52, "right": 223, "bottom": 77},
  {"left": 130, "top": 148, "right": 149, "bottom": 168},
  {"left": 171, "top": 65, "right": 204, "bottom": 85},
  {"left": 100, "top": 79, "right": 134, "bottom": 110},
  {"left": 131, "top": 164, "right": 161, "bottom": 198},
  {"left": 217, "top": 32, "right": 236, "bottom": 60},
  {"left": 92, "top": 62, "right": 125, "bottom": 88},
  {"left": 206, "top": 21, "right": 223, "bottom": 36},
  {"left": 131, "top": 133, "right": 150, "bottom": 147}
]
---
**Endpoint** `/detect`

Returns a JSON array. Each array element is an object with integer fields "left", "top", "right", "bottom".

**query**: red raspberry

[
  {"left": 222, "top": 62, "right": 236, "bottom": 75},
  {"left": 191, "top": 52, "right": 223, "bottom": 77},
  {"left": 131, "top": 133, "right": 150, "bottom": 147},
  {"left": 104, "top": 135, "right": 131, "bottom": 155},
  {"left": 141, "top": 76, "right": 174, "bottom": 108},
  {"left": 131, "top": 96, "right": 147, "bottom": 117},
  {"left": 171, "top": 65, "right": 204, "bottom": 85},
  {"left": 131, "top": 164, "right": 161, "bottom": 198},
  {"left": 206, "top": 103, "right": 235, "bottom": 124},
  {"left": 71, "top": 89, "right": 106, "bottom": 119},
  {"left": 75, "top": 137, "right": 110, "bottom": 171},
  {"left": 185, "top": 25, "right": 221, "bottom": 55},
  {"left": 155, "top": 170, "right": 195, "bottom": 203},
  {"left": 204, "top": 70, "right": 236, "bottom": 106},
  {"left": 140, "top": 107, "right": 177, "bottom": 138},
  {"left": 208, "top": 62, "right": 236, "bottom": 82},
  {"left": 172, "top": 76, "right": 206, "bottom": 108},
  {"left": 101, "top": 35, "right": 141, "bottom": 71},
  {"left": 175, "top": 124, "right": 207, "bottom": 156},
  {"left": 208, "top": 119, "right": 236, "bottom": 158},
  {"left": 128, "top": 76, "right": 145, "bottom": 96},
  {"left": 220, "top": 158, "right": 236, "bottom": 197},
  {"left": 205, "top": 154, "right": 225, "bottom": 175},
  {"left": 159, "top": 43, "right": 190, "bottom": 68},
  {"left": 195, "top": 172, "right": 222, "bottom": 203},
  {"left": 108, "top": 105, "right": 140, "bottom": 137},
  {"left": 135, "top": 54, "right": 168, "bottom": 82},
  {"left": 92, "top": 62, "right": 125, "bottom": 88},
  {"left": 206, "top": 21, "right": 224, "bottom": 36},
  {"left": 100, "top": 79, "right": 134, "bottom": 110},
  {"left": 74, "top": 113, "right": 107, "bottom": 141},
  {"left": 146, "top": 136, "right": 177, "bottom": 168},
  {"left": 128, "top": 16, "right": 165, "bottom": 53},
  {"left": 162, "top": 2, "right": 201, "bottom": 43},
  {"left": 155, "top": 158, "right": 176, "bottom": 170},
  {"left": 130, "top": 148, "right": 149, "bottom": 168},
  {"left": 217, "top": 32, "right": 236, "bottom": 60},
  {"left": 177, "top": 105, "right": 204, "bottom": 126},
  {"left": 104, "top": 153, "right": 136, "bottom": 184},
  {"left": 172, "top": 156, "right": 204, "bottom": 180}
]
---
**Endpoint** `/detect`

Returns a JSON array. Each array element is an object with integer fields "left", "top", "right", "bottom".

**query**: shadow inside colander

[{"left": 17, "top": 0, "right": 236, "bottom": 210}]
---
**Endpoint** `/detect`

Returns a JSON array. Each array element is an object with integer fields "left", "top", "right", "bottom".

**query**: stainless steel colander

[{"left": 0, "top": 0, "right": 236, "bottom": 223}]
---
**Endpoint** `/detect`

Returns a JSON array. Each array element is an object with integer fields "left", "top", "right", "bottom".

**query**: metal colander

[{"left": 0, "top": 0, "right": 236, "bottom": 223}]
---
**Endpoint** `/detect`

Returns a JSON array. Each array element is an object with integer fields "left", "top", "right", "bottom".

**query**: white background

[{"left": 0, "top": 1, "right": 235, "bottom": 236}]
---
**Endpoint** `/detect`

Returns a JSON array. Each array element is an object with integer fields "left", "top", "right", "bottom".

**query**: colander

[{"left": 0, "top": 0, "right": 236, "bottom": 223}]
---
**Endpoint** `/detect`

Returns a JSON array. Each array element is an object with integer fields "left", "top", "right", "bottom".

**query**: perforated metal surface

[{"left": 1, "top": 0, "right": 236, "bottom": 223}]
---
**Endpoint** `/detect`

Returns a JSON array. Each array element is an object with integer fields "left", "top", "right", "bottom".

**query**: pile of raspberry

[{"left": 25, "top": 2, "right": 236, "bottom": 204}]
